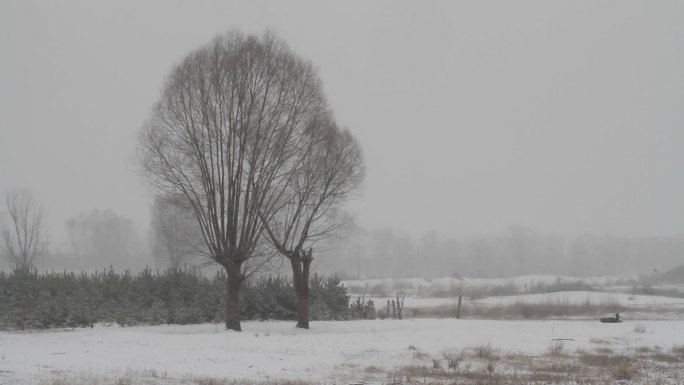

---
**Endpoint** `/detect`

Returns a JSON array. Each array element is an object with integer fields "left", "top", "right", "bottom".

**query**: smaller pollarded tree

[
  {"left": 260, "top": 112, "right": 365, "bottom": 328},
  {"left": 0, "top": 190, "right": 45, "bottom": 270}
]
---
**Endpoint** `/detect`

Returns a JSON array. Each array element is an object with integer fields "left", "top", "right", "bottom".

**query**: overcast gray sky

[{"left": 1, "top": 1, "right": 682, "bottom": 246}]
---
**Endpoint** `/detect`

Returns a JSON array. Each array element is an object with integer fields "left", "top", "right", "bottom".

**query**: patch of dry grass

[
  {"left": 363, "top": 365, "right": 384, "bottom": 374},
  {"left": 636, "top": 346, "right": 655, "bottom": 353},
  {"left": 471, "top": 343, "right": 500, "bottom": 360},
  {"left": 37, "top": 374, "right": 315, "bottom": 385},
  {"left": 409, "top": 299, "right": 625, "bottom": 320},
  {"left": 634, "top": 323, "right": 648, "bottom": 333},
  {"left": 547, "top": 341, "right": 565, "bottom": 356},
  {"left": 594, "top": 347, "right": 614, "bottom": 354},
  {"left": 384, "top": 345, "right": 679, "bottom": 384},
  {"left": 578, "top": 352, "right": 632, "bottom": 367}
]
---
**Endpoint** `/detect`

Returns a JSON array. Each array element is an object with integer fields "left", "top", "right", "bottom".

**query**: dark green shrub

[{"left": 0, "top": 268, "right": 351, "bottom": 329}]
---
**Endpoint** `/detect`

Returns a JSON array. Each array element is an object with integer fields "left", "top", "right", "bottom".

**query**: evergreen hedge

[{"left": 0, "top": 267, "right": 355, "bottom": 330}]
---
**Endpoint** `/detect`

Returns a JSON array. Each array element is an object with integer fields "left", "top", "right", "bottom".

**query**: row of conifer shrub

[{"left": 0, "top": 267, "right": 355, "bottom": 330}]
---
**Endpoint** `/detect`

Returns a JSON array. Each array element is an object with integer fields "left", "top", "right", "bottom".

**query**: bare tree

[
  {"left": 65, "top": 209, "right": 147, "bottom": 270},
  {"left": 138, "top": 31, "right": 327, "bottom": 331},
  {"left": 260, "top": 112, "right": 365, "bottom": 328},
  {"left": 0, "top": 190, "right": 45, "bottom": 270},
  {"left": 509, "top": 225, "right": 532, "bottom": 275}
]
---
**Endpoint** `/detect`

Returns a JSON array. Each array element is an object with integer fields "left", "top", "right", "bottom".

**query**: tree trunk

[
  {"left": 290, "top": 249, "right": 313, "bottom": 329},
  {"left": 224, "top": 267, "right": 242, "bottom": 331}
]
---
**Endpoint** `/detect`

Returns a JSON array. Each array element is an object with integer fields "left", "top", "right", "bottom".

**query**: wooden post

[
  {"left": 392, "top": 300, "right": 396, "bottom": 319},
  {"left": 396, "top": 292, "right": 404, "bottom": 320},
  {"left": 456, "top": 295, "right": 463, "bottom": 319}
]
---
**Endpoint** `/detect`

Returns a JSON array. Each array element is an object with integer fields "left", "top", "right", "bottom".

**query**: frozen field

[{"left": 2, "top": 318, "right": 684, "bottom": 384}]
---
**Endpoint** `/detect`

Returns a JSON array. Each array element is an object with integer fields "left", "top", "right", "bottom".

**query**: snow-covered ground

[{"left": 2, "top": 318, "right": 684, "bottom": 384}]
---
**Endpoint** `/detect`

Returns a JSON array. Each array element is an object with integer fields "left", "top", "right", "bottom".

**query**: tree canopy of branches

[
  {"left": 260, "top": 113, "right": 365, "bottom": 328},
  {"left": 0, "top": 190, "right": 45, "bottom": 270},
  {"left": 138, "top": 31, "right": 331, "bottom": 331}
]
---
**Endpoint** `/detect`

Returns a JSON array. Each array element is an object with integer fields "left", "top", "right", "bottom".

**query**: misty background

[{"left": 1, "top": 1, "right": 682, "bottom": 277}]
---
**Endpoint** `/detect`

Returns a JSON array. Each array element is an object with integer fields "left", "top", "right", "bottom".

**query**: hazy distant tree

[
  {"left": 66, "top": 209, "right": 146, "bottom": 269},
  {"left": 470, "top": 236, "right": 495, "bottom": 277},
  {"left": 138, "top": 31, "right": 328, "bottom": 331},
  {"left": 0, "top": 190, "right": 45, "bottom": 270},
  {"left": 66, "top": 216, "right": 91, "bottom": 261},
  {"left": 260, "top": 112, "right": 365, "bottom": 328},
  {"left": 509, "top": 225, "right": 532, "bottom": 275},
  {"left": 150, "top": 195, "right": 204, "bottom": 269}
]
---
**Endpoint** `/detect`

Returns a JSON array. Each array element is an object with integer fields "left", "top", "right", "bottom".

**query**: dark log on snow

[{"left": 600, "top": 312, "right": 622, "bottom": 323}]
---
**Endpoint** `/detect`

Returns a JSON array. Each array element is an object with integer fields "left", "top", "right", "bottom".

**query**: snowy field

[{"left": 3, "top": 318, "right": 684, "bottom": 384}]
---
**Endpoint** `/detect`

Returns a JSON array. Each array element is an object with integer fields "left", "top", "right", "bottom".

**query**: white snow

[{"left": 2, "top": 318, "right": 684, "bottom": 384}]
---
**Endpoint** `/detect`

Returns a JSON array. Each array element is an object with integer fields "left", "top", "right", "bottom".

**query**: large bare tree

[
  {"left": 260, "top": 112, "right": 365, "bottom": 329},
  {"left": 0, "top": 190, "right": 45, "bottom": 271},
  {"left": 138, "top": 31, "right": 327, "bottom": 331}
]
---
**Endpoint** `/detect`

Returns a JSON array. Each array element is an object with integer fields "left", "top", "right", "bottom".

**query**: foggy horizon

[{"left": 2, "top": 1, "right": 683, "bottom": 256}]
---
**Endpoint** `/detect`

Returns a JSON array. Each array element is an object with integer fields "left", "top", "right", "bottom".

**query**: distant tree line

[
  {"left": 322, "top": 226, "right": 684, "bottom": 279},
  {"left": 66, "top": 209, "right": 149, "bottom": 270},
  {"left": 0, "top": 267, "right": 354, "bottom": 330}
]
